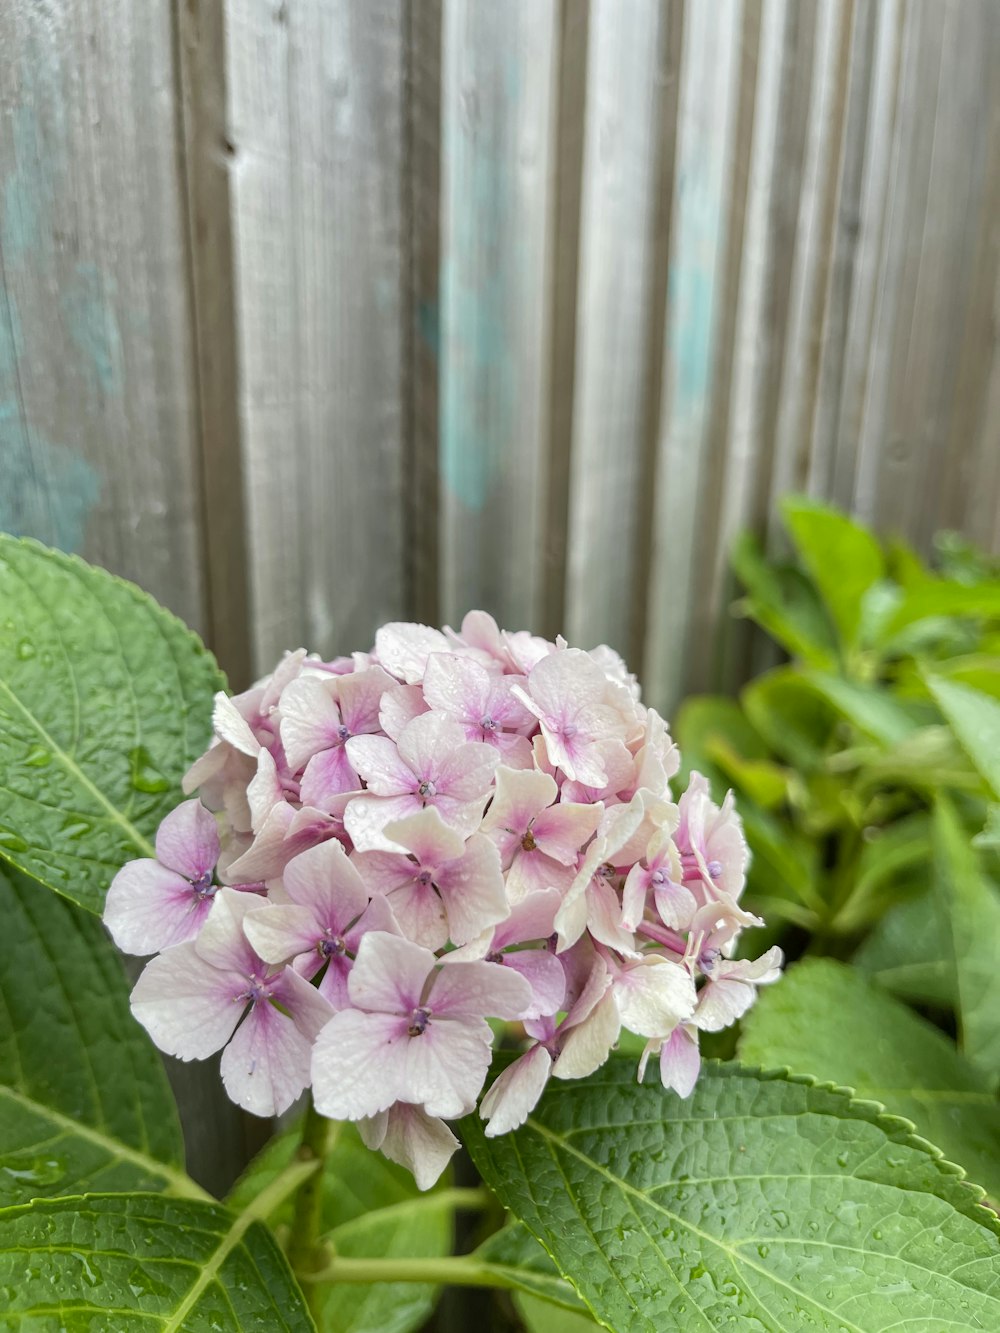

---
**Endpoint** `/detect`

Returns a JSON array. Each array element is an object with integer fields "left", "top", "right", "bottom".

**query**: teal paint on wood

[
  {"left": 61, "top": 263, "right": 124, "bottom": 397},
  {"left": 1, "top": 110, "right": 44, "bottom": 266}
]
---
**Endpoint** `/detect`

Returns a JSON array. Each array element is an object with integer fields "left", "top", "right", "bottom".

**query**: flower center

[
  {"left": 597, "top": 862, "right": 616, "bottom": 880},
  {"left": 418, "top": 779, "right": 436, "bottom": 799},
  {"left": 407, "top": 1005, "right": 431, "bottom": 1037},
  {"left": 337, "top": 723, "right": 350, "bottom": 743},
  {"left": 521, "top": 829, "right": 537, "bottom": 852},
  {"left": 416, "top": 869, "right": 434, "bottom": 887},
  {"left": 318, "top": 934, "right": 346, "bottom": 959},
  {"left": 650, "top": 869, "right": 667, "bottom": 887},
  {"left": 485, "top": 950, "right": 504, "bottom": 965},
  {"left": 191, "top": 870, "right": 216, "bottom": 900},
  {"left": 480, "top": 715, "right": 498, "bottom": 732},
  {"left": 706, "top": 859, "right": 723, "bottom": 879}
]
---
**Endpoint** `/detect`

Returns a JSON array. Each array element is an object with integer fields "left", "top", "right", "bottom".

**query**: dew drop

[
  {"left": 16, "top": 639, "right": 35, "bottom": 660},
  {"left": 24, "top": 745, "right": 51, "bottom": 767}
]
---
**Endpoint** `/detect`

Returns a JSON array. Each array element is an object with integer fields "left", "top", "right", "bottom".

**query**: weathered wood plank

[
  {"left": 224, "top": 0, "right": 407, "bottom": 669},
  {"left": 0, "top": 0, "right": 206, "bottom": 633},
  {"left": 643, "top": 0, "right": 745, "bottom": 714},
  {"left": 563, "top": 0, "right": 675, "bottom": 660},
  {"left": 439, "top": 0, "right": 558, "bottom": 631}
]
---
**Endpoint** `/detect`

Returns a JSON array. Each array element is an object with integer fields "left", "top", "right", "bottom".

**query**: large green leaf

[
  {"left": 474, "top": 1220, "right": 590, "bottom": 1315},
  {"left": 781, "top": 496, "right": 884, "bottom": 651},
  {"left": 739, "top": 958, "right": 1000, "bottom": 1204},
  {"left": 928, "top": 675, "right": 1000, "bottom": 800},
  {"left": 228, "top": 1121, "right": 452, "bottom": 1333},
  {"left": 853, "top": 891, "right": 955, "bottom": 1007},
  {"left": 515, "top": 1292, "right": 598, "bottom": 1333},
  {"left": 882, "top": 580, "right": 1000, "bottom": 640},
  {"left": 0, "top": 864, "right": 195, "bottom": 1205},
  {"left": 0, "top": 536, "right": 224, "bottom": 913},
  {"left": 462, "top": 1058, "right": 1000, "bottom": 1333},
  {"left": 802, "top": 672, "right": 922, "bottom": 747},
  {"left": 0, "top": 1189, "right": 314, "bottom": 1331},
  {"left": 933, "top": 798, "right": 1000, "bottom": 1079}
]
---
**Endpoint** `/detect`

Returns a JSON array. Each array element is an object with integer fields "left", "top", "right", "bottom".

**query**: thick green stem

[
  {"left": 287, "top": 1097, "right": 333, "bottom": 1317},
  {"left": 303, "top": 1254, "right": 518, "bottom": 1290}
]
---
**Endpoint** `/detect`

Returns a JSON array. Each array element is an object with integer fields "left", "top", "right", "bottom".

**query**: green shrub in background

[{"left": 678, "top": 496, "right": 1000, "bottom": 1203}]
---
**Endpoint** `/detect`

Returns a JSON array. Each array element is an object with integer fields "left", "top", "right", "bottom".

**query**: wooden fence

[{"left": 2, "top": 0, "right": 999, "bottom": 1191}]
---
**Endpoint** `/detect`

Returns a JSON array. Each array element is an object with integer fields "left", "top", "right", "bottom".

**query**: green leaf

[
  {"left": 928, "top": 676, "right": 1000, "bottom": 799},
  {"left": 739, "top": 958, "right": 1000, "bottom": 1204},
  {"left": 883, "top": 579, "right": 1000, "bottom": 640},
  {"left": 461, "top": 1057, "right": 1000, "bottom": 1333},
  {"left": 803, "top": 671, "right": 922, "bottom": 747},
  {"left": 933, "top": 798, "right": 1000, "bottom": 1079},
  {"left": 829, "top": 813, "right": 930, "bottom": 933},
  {"left": 730, "top": 531, "right": 838, "bottom": 668},
  {"left": 853, "top": 891, "right": 955, "bottom": 1007},
  {"left": 0, "top": 1189, "right": 315, "bottom": 1331},
  {"left": 741, "top": 668, "right": 832, "bottom": 772},
  {"left": 474, "top": 1220, "right": 590, "bottom": 1315},
  {"left": 0, "top": 535, "right": 225, "bottom": 914},
  {"left": 0, "top": 864, "right": 196, "bottom": 1205},
  {"left": 514, "top": 1292, "right": 598, "bottom": 1333},
  {"left": 228, "top": 1121, "right": 452, "bottom": 1333},
  {"left": 781, "top": 496, "right": 885, "bottom": 651}
]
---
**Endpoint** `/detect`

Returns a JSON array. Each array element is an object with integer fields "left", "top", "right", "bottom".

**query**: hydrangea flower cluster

[{"left": 105, "top": 614, "right": 781, "bottom": 1189}]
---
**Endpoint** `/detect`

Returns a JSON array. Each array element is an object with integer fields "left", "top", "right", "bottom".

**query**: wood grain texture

[
  {"left": 0, "top": 0, "right": 206, "bottom": 633},
  {"left": 439, "top": 0, "right": 559, "bottom": 631},
  {"left": 224, "top": 0, "right": 407, "bottom": 670},
  {"left": 563, "top": 0, "right": 676, "bottom": 661},
  {"left": 643, "top": 0, "right": 746, "bottom": 715}
]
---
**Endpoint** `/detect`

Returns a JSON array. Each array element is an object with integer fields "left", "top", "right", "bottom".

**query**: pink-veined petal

[
  {"left": 220, "top": 999, "right": 312, "bottom": 1117},
  {"left": 383, "top": 806, "right": 465, "bottom": 869},
  {"left": 345, "top": 735, "right": 415, "bottom": 796},
  {"left": 193, "top": 889, "right": 261, "bottom": 975},
  {"left": 104, "top": 860, "right": 212, "bottom": 956},
  {"left": 347, "top": 931, "right": 434, "bottom": 1014},
  {"left": 213, "top": 692, "right": 260, "bottom": 757},
  {"left": 243, "top": 904, "right": 318, "bottom": 965},
  {"left": 299, "top": 745, "right": 358, "bottom": 809},
  {"left": 379, "top": 684, "right": 428, "bottom": 740},
  {"left": 421, "top": 652, "right": 491, "bottom": 723},
  {"left": 531, "top": 801, "right": 602, "bottom": 865},
  {"left": 552, "top": 991, "right": 620, "bottom": 1081},
  {"left": 659, "top": 1023, "right": 701, "bottom": 1098},
  {"left": 434, "top": 834, "right": 508, "bottom": 946},
  {"left": 343, "top": 793, "right": 423, "bottom": 853},
  {"left": 375, "top": 622, "right": 450, "bottom": 684},
  {"left": 376, "top": 1104, "right": 459, "bottom": 1191},
  {"left": 400, "top": 1017, "right": 494, "bottom": 1118},
  {"left": 154, "top": 800, "right": 220, "bottom": 881},
  {"left": 481, "top": 1045, "right": 552, "bottom": 1137},
  {"left": 279, "top": 677, "right": 343, "bottom": 772},
  {"left": 130, "top": 944, "right": 244, "bottom": 1061},
  {"left": 311, "top": 1009, "right": 407, "bottom": 1119},
  {"left": 481, "top": 765, "right": 557, "bottom": 838},
  {"left": 501, "top": 950, "right": 566, "bottom": 1019},
  {"left": 614, "top": 959, "right": 696, "bottom": 1038},
  {"left": 282, "top": 839, "right": 370, "bottom": 929},
  {"left": 335, "top": 665, "right": 395, "bottom": 735},
  {"left": 430, "top": 957, "right": 531, "bottom": 1021}
]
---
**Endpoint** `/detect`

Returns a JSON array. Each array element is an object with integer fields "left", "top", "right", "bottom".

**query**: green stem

[
  {"left": 287, "top": 1096, "right": 333, "bottom": 1318},
  {"left": 303, "top": 1254, "right": 518, "bottom": 1290}
]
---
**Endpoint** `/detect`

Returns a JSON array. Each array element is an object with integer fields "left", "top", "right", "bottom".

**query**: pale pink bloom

[
  {"left": 104, "top": 801, "right": 222, "bottom": 955},
  {"left": 675, "top": 772, "right": 749, "bottom": 900},
  {"left": 311, "top": 932, "right": 530, "bottom": 1121},
  {"left": 422, "top": 653, "right": 534, "bottom": 767},
  {"left": 526, "top": 938, "right": 616, "bottom": 1081},
  {"left": 480, "top": 766, "right": 601, "bottom": 902},
  {"left": 618, "top": 708, "right": 680, "bottom": 803},
  {"left": 558, "top": 738, "right": 638, "bottom": 805},
  {"left": 374, "top": 622, "right": 449, "bottom": 684},
  {"left": 513, "top": 649, "right": 627, "bottom": 787},
  {"left": 620, "top": 818, "right": 694, "bottom": 933},
  {"left": 688, "top": 897, "right": 764, "bottom": 964},
  {"left": 444, "top": 611, "right": 553, "bottom": 676},
  {"left": 552, "top": 989, "right": 620, "bottom": 1080},
  {"left": 352, "top": 808, "right": 507, "bottom": 950},
  {"left": 279, "top": 666, "right": 392, "bottom": 798},
  {"left": 480, "top": 1044, "right": 553, "bottom": 1137},
  {"left": 612, "top": 956, "right": 697, "bottom": 1039},
  {"left": 223, "top": 798, "right": 347, "bottom": 884},
  {"left": 130, "top": 890, "right": 332, "bottom": 1116},
  {"left": 243, "top": 840, "right": 397, "bottom": 1006},
  {"left": 554, "top": 794, "right": 651, "bottom": 952},
  {"left": 358, "top": 1102, "right": 460, "bottom": 1191},
  {"left": 638, "top": 1022, "right": 701, "bottom": 1098},
  {"left": 694, "top": 946, "right": 783, "bottom": 1031},
  {"left": 451, "top": 888, "right": 565, "bottom": 1019},
  {"left": 379, "top": 684, "right": 429, "bottom": 740},
  {"left": 344, "top": 712, "right": 497, "bottom": 852}
]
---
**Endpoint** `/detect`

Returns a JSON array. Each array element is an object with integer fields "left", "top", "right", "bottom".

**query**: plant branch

[
  {"left": 302, "top": 1254, "right": 520, "bottom": 1290},
  {"left": 286, "top": 1096, "right": 334, "bottom": 1318}
]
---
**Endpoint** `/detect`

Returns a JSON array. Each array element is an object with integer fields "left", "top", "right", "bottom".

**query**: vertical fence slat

[
  {"left": 563, "top": 0, "right": 673, "bottom": 660},
  {"left": 0, "top": 0, "right": 206, "bottom": 633},
  {"left": 643, "top": 0, "right": 745, "bottom": 714},
  {"left": 439, "top": 0, "right": 558, "bottom": 630},
  {"left": 225, "top": 0, "right": 407, "bottom": 669}
]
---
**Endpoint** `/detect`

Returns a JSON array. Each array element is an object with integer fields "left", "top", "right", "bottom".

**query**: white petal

[
  {"left": 401, "top": 1018, "right": 494, "bottom": 1118},
  {"left": 553, "top": 991, "right": 620, "bottom": 1080},
  {"left": 311, "top": 1009, "right": 406, "bottom": 1119},
  {"left": 374, "top": 622, "right": 449, "bottom": 684},
  {"left": 614, "top": 959, "right": 697, "bottom": 1039},
  {"left": 130, "top": 945, "right": 243, "bottom": 1060},
  {"left": 213, "top": 692, "right": 260, "bottom": 756},
  {"left": 220, "top": 1001, "right": 313, "bottom": 1117},
  {"left": 347, "top": 931, "right": 434, "bottom": 1013},
  {"left": 378, "top": 1104, "right": 459, "bottom": 1191},
  {"left": 481, "top": 1046, "right": 552, "bottom": 1137},
  {"left": 103, "top": 860, "right": 209, "bottom": 956},
  {"left": 431, "top": 957, "right": 532, "bottom": 1021},
  {"left": 243, "top": 904, "right": 318, "bottom": 965}
]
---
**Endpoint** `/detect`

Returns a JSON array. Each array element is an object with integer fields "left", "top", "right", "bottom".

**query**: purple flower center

[
  {"left": 416, "top": 869, "right": 434, "bottom": 887},
  {"left": 407, "top": 1005, "right": 431, "bottom": 1037},
  {"left": 485, "top": 949, "right": 504, "bottom": 965},
  {"left": 191, "top": 871, "right": 215, "bottom": 900},
  {"left": 240, "top": 976, "right": 269, "bottom": 1007},
  {"left": 337, "top": 723, "right": 350, "bottom": 743},
  {"left": 706, "top": 859, "right": 723, "bottom": 879},
  {"left": 699, "top": 946, "right": 721, "bottom": 974},
  {"left": 650, "top": 869, "right": 667, "bottom": 887},
  {"left": 318, "top": 934, "right": 346, "bottom": 959},
  {"left": 480, "top": 715, "right": 498, "bottom": 732},
  {"left": 418, "top": 779, "right": 437, "bottom": 799}
]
